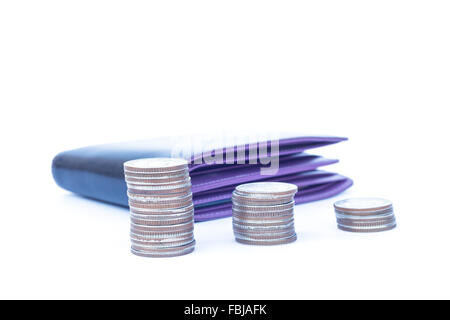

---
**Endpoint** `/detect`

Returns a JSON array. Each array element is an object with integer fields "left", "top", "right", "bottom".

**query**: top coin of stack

[
  {"left": 232, "top": 182, "right": 298, "bottom": 245},
  {"left": 123, "top": 158, "right": 196, "bottom": 257},
  {"left": 334, "top": 197, "right": 396, "bottom": 233}
]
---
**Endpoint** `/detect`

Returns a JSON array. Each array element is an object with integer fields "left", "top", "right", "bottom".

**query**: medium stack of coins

[
  {"left": 232, "top": 182, "right": 298, "bottom": 245},
  {"left": 334, "top": 198, "right": 396, "bottom": 232},
  {"left": 123, "top": 158, "right": 195, "bottom": 257}
]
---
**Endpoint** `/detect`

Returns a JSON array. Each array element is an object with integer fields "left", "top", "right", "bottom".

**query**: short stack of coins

[
  {"left": 232, "top": 182, "right": 298, "bottom": 245},
  {"left": 123, "top": 158, "right": 195, "bottom": 257},
  {"left": 334, "top": 197, "right": 396, "bottom": 232}
]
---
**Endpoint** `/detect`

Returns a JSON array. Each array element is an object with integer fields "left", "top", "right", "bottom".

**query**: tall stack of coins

[
  {"left": 334, "top": 198, "right": 396, "bottom": 232},
  {"left": 123, "top": 158, "right": 195, "bottom": 257},
  {"left": 232, "top": 182, "right": 298, "bottom": 245}
]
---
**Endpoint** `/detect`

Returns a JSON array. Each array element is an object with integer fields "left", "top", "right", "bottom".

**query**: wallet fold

[{"left": 52, "top": 135, "right": 352, "bottom": 221}]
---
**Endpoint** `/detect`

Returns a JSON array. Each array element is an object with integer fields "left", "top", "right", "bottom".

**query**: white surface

[{"left": 0, "top": 1, "right": 449, "bottom": 299}]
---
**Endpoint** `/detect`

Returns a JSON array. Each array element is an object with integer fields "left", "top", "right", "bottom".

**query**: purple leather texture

[
  {"left": 191, "top": 154, "right": 337, "bottom": 193},
  {"left": 193, "top": 170, "right": 348, "bottom": 206},
  {"left": 52, "top": 135, "right": 353, "bottom": 221},
  {"left": 190, "top": 136, "right": 346, "bottom": 171}
]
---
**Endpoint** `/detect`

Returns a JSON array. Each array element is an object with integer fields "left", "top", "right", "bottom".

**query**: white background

[{"left": 0, "top": 1, "right": 449, "bottom": 299}]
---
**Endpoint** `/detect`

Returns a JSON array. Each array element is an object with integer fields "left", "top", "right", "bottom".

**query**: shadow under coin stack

[
  {"left": 232, "top": 182, "right": 298, "bottom": 245},
  {"left": 123, "top": 158, "right": 195, "bottom": 257},
  {"left": 334, "top": 198, "right": 396, "bottom": 232}
]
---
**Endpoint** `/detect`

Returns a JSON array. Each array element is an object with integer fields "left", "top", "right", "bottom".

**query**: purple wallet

[{"left": 52, "top": 136, "right": 353, "bottom": 221}]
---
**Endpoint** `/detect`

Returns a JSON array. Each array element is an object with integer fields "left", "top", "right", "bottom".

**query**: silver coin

[
  {"left": 337, "top": 221, "right": 396, "bottom": 230},
  {"left": 232, "top": 207, "right": 294, "bottom": 217},
  {"left": 131, "top": 237, "right": 195, "bottom": 249},
  {"left": 234, "top": 227, "right": 295, "bottom": 240},
  {"left": 124, "top": 158, "right": 188, "bottom": 173},
  {"left": 124, "top": 158, "right": 195, "bottom": 258},
  {"left": 336, "top": 216, "right": 396, "bottom": 225},
  {"left": 333, "top": 197, "right": 396, "bottom": 233},
  {"left": 233, "top": 222, "right": 295, "bottom": 232},
  {"left": 130, "top": 213, "right": 194, "bottom": 226},
  {"left": 132, "top": 239, "right": 195, "bottom": 250},
  {"left": 129, "top": 198, "right": 192, "bottom": 210},
  {"left": 127, "top": 189, "right": 191, "bottom": 198},
  {"left": 232, "top": 211, "right": 294, "bottom": 220},
  {"left": 130, "top": 209, "right": 194, "bottom": 220},
  {"left": 232, "top": 193, "right": 294, "bottom": 206},
  {"left": 337, "top": 216, "right": 396, "bottom": 226},
  {"left": 131, "top": 217, "right": 193, "bottom": 226},
  {"left": 131, "top": 240, "right": 196, "bottom": 258},
  {"left": 129, "top": 199, "right": 192, "bottom": 209},
  {"left": 233, "top": 201, "right": 295, "bottom": 212},
  {"left": 125, "top": 172, "right": 189, "bottom": 183},
  {"left": 335, "top": 208, "right": 394, "bottom": 218},
  {"left": 131, "top": 234, "right": 194, "bottom": 245},
  {"left": 126, "top": 181, "right": 191, "bottom": 191},
  {"left": 232, "top": 217, "right": 295, "bottom": 227},
  {"left": 233, "top": 224, "right": 295, "bottom": 235},
  {"left": 335, "top": 210, "right": 395, "bottom": 221},
  {"left": 131, "top": 220, "right": 194, "bottom": 232},
  {"left": 124, "top": 168, "right": 189, "bottom": 178},
  {"left": 235, "top": 182, "right": 298, "bottom": 197},
  {"left": 231, "top": 182, "right": 298, "bottom": 244},
  {"left": 334, "top": 206, "right": 393, "bottom": 215},
  {"left": 125, "top": 177, "right": 190, "bottom": 187},
  {"left": 131, "top": 247, "right": 195, "bottom": 258},
  {"left": 232, "top": 210, "right": 293, "bottom": 219},
  {"left": 129, "top": 203, "right": 194, "bottom": 215},
  {"left": 131, "top": 229, "right": 194, "bottom": 238},
  {"left": 235, "top": 234, "right": 297, "bottom": 246},
  {"left": 234, "top": 230, "right": 295, "bottom": 241},
  {"left": 232, "top": 216, "right": 294, "bottom": 225},
  {"left": 131, "top": 216, "right": 193, "bottom": 226},
  {"left": 130, "top": 230, "right": 194, "bottom": 241},
  {"left": 131, "top": 226, "right": 194, "bottom": 236},
  {"left": 334, "top": 198, "right": 393, "bottom": 213},
  {"left": 127, "top": 190, "right": 192, "bottom": 200},
  {"left": 233, "top": 219, "right": 295, "bottom": 228},
  {"left": 337, "top": 222, "right": 397, "bottom": 233},
  {"left": 127, "top": 187, "right": 192, "bottom": 197}
]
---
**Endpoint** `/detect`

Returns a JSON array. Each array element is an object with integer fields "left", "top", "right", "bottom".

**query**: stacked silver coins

[
  {"left": 123, "top": 158, "right": 195, "bottom": 257},
  {"left": 334, "top": 198, "right": 396, "bottom": 232},
  {"left": 232, "top": 182, "right": 298, "bottom": 245}
]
